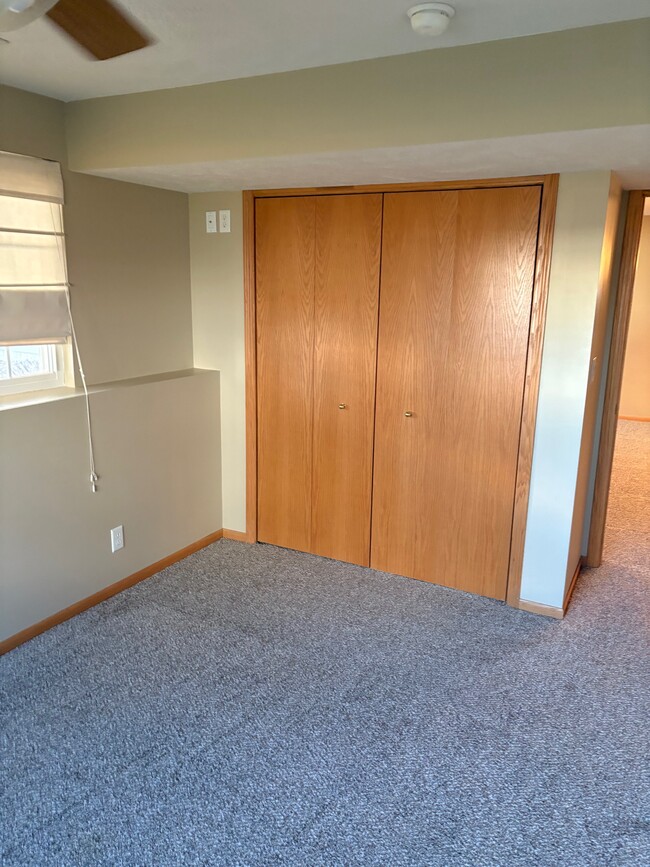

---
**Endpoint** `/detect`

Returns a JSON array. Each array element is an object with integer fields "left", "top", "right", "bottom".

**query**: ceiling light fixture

[
  {"left": 407, "top": 3, "right": 455, "bottom": 37},
  {"left": 2, "top": 0, "right": 35, "bottom": 12}
]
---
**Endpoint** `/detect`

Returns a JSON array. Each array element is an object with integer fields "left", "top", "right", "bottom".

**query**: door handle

[
  {"left": 404, "top": 411, "right": 413, "bottom": 417},
  {"left": 338, "top": 404, "right": 347, "bottom": 410}
]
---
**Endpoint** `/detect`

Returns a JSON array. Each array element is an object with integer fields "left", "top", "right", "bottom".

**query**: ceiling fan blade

[{"left": 45, "top": 0, "right": 152, "bottom": 60}]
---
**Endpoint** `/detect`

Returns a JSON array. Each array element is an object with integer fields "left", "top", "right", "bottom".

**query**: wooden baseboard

[
  {"left": 0, "top": 529, "right": 224, "bottom": 657},
  {"left": 515, "top": 558, "right": 582, "bottom": 621},
  {"left": 222, "top": 529, "right": 249, "bottom": 542},
  {"left": 618, "top": 415, "right": 650, "bottom": 422},
  {"left": 564, "top": 559, "right": 582, "bottom": 610},
  {"left": 516, "top": 599, "right": 564, "bottom": 620}
]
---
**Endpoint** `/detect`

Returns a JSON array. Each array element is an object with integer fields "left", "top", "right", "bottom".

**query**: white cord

[
  {"left": 64, "top": 286, "right": 98, "bottom": 492},
  {"left": 52, "top": 202, "right": 99, "bottom": 493}
]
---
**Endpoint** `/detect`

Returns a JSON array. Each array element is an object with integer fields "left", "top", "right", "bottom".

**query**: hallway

[{"left": 602, "top": 420, "right": 650, "bottom": 574}]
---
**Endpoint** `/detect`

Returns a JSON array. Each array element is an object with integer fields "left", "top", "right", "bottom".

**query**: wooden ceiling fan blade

[{"left": 46, "top": 0, "right": 152, "bottom": 60}]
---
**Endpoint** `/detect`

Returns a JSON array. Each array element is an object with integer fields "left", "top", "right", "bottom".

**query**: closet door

[
  {"left": 256, "top": 196, "right": 316, "bottom": 551},
  {"left": 311, "top": 194, "right": 382, "bottom": 565},
  {"left": 371, "top": 186, "right": 541, "bottom": 599}
]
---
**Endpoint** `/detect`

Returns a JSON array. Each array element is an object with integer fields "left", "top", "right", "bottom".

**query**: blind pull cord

[
  {"left": 65, "top": 284, "right": 98, "bottom": 493},
  {"left": 51, "top": 202, "right": 98, "bottom": 494}
]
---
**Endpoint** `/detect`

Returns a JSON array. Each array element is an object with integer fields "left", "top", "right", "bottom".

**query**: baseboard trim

[
  {"left": 516, "top": 558, "right": 582, "bottom": 621},
  {"left": 222, "top": 529, "right": 249, "bottom": 542},
  {"left": 564, "top": 559, "right": 582, "bottom": 610},
  {"left": 0, "top": 529, "right": 224, "bottom": 657},
  {"left": 618, "top": 415, "right": 650, "bottom": 422},
  {"left": 517, "top": 599, "right": 564, "bottom": 620}
]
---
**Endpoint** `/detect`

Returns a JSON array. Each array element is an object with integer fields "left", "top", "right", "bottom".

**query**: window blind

[{"left": 0, "top": 151, "right": 71, "bottom": 346}]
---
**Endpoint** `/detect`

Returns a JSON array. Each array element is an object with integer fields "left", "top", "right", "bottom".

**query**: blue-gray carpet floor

[{"left": 1, "top": 422, "right": 649, "bottom": 866}]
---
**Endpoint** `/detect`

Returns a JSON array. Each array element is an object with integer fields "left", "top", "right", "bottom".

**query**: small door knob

[
  {"left": 404, "top": 411, "right": 413, "bottom": 417},
  {"left": 338, "top": 404, "right": 347, "bottom": 410}
]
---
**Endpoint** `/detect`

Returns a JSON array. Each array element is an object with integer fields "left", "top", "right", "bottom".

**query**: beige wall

[
  {"left": 566, "top": 175, "right": 623, "bottom": 586},
  {"left": 65, "top": 20, "right": 650, "bottom": 172},
  {"left": 189, "top": 193, "right": 245, "bottom": 531},
  {"left": 64, "top": 172, "right": 193, "bottom": 384},
  {"left": 1, "top": 86, "right": 221, "bottom": 643},
  {"left": 520, "top": 172, "right": 620, "bottom": 608},
  {"left": 0, "top": 372, "right": 222, "bottom": 641},
  {"left": 620, "top": 216, "right": 650, "bottom": 418},
  {"left": 1, "top": 84, "right": 194, "bottom": 385}
]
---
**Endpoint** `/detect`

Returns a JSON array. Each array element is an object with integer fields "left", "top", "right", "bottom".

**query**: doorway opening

[{"left": 587, "top": 191, "right": 650, "bottom": 571}]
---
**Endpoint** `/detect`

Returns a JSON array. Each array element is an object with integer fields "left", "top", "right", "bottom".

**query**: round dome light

[{"left": 407, "top": 3, "right": 455, "bottom": 37}]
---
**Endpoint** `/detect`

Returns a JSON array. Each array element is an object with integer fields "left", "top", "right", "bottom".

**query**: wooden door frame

[
  {"left": 243, "top": 174, "right": 560, "bottom": 605},
  {"left": 585, "top": 190, "right": 649, "bottom": 567}
]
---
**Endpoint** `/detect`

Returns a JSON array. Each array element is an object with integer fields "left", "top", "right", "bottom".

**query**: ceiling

[
  {"left": 0, "top": 0, "right": 649, "bottom": 102},
  {"left": 90, "top": 126, "right": 650, "bottom": 192}
]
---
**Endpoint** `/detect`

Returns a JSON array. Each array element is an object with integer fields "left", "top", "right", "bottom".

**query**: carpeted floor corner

[{"left": 1, "top": 422, "right": 649, "bottom": 866}]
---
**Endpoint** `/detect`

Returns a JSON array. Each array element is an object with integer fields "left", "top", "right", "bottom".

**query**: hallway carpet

[{"left": 1, "top": 425, "right": 649, "bottom": 865}]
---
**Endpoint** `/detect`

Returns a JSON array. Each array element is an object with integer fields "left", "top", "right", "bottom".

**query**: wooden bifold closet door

[
  {"left": 256, "top": 194, "right": 382, "bottom": 566},
  {"left": 371, "top": 186, "right": 542, "bottom": 599}
]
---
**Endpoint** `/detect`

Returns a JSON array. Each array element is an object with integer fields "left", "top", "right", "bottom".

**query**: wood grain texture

[
  {"left": 310, "top": 194, "right": 382, "bottom": 565},
  {"left": 251, "top": 177, "right": 547, "bottom": 198},
  {"left": 564, "top": 558, "right": 582, "bottom": 610},
  {"left": 506, "top": 174, "right": 559, "bottom": 604},
  {"left": 46, "top": 0, "right": 150, "bottom": 60},
  {"left": 256, "top": 196, "right": 316, "bottom": 551},
  {"left": 516, "top": 599, "right": 564, "bottom": 620},
  {"left": 0, "top": 530, "right": 224, "bottom": 656},
  {"left": 243, "top": 191, "right": 257, "bottom": 543},
  {"left": 586, "top": 191, "right": 647, "bottom": 567},
  {"left": 222, "top": 529, "right": 249, "bottom": 542},
  {"left": 371, "top": 186, "right": 541, "bottom": 600}
]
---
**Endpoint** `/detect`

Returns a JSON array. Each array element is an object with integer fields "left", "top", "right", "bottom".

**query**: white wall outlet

[
  {"left": 110, "top": 525, "right": 124, "bottom": 553},
  {"left": 205, "top": 210, "right": 217, "bottom": 234},
  {"left": 218, "top": 209, "right": 231, "bottom": 233}
]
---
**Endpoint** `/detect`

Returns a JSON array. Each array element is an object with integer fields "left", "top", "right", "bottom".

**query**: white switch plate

[
  {"left": 219, "top": 209, "right": 231, "bottom": 233},
  {"left": 205, "top": 210, "right": 217, "bottom": 234},
  {"left": 110, "top": 525, "right": 124, "bottom": 553}
]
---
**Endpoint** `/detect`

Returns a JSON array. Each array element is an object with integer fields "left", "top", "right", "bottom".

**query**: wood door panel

[
  {"left": 371, "top": 191, "right": 458, "bottom": 583},
  {"left": 311, "top": 194, "right": 382, "bottom": 565},
  {"left": 256, "top": 196, "right": 316, "bottom": 551},
  {"left": 371, "top": 186, "right": 541, "bottom": 599}
]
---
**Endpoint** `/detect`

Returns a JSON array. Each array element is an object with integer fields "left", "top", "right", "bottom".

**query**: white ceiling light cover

[
  {"left": 0, "top": 0, "right": 56, "bottom": 32},
  {"left": 408, "top": 3, "right": 455, "bottom": 36}
]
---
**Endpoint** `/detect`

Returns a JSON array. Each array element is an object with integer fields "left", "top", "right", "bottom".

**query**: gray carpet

[{"left": 1, "top": 424, "right": 649, "bottom": 866}]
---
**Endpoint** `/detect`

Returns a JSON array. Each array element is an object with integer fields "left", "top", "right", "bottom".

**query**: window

[
  {"left": 0, "top": 151, "right": 71, "bottom": 396},
  {"left": 0, "top": 151, "right": 98, "bottom": 490},
  {"left": 0, "top": 343, "right": 65, "bottom": 396}
]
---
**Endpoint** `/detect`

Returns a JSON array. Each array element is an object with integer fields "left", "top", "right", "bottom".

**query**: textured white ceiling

[
  {"left": 0, "top": 0, "right": 648, "bottom": 101},
  {"left": 87, "top": 126, "right": 650, "bottom": 193}
]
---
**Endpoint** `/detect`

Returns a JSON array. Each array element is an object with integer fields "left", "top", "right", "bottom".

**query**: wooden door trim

[
  {"left": 505, "top": 174, "right": 559, "bottom": 605},
  {"left": 585, "top": 190, "right": 648, "bottom": 567},
  {"left": 243, "top": 190, "right": 257, "bottom": 543},
  {"left": 250, "top": 175, "right": 548, "bottom": 199},
  {"left": 244, "top": 175, "right": 559, "bottom": 608}
]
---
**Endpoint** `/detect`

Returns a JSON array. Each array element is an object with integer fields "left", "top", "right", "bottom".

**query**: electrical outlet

[{"left": 110, "top": 525, "right": 124, "bottom": 553}]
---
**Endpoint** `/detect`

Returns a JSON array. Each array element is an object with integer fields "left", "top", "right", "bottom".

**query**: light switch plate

[
  {"left": 206, "top": 211, "right": 217, "bottom": 233},
  {"left": 219, "top": 209, "right": 231, "bottom": 233}
]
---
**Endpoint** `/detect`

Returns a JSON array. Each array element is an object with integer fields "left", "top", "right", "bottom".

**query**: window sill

[
  {"left": 0, "top": 385, "right": 82, "bottom": 412},
  {"left": 0, "top": 368, "right": 217, "bottom": 413}
]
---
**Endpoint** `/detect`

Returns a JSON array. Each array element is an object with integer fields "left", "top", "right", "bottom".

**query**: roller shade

[
  {"left": 0, "top": 150, "right": 64, "bottom": 203},
  {"left": 0, "top": 152, "right": 70, "bottom": 346}
]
